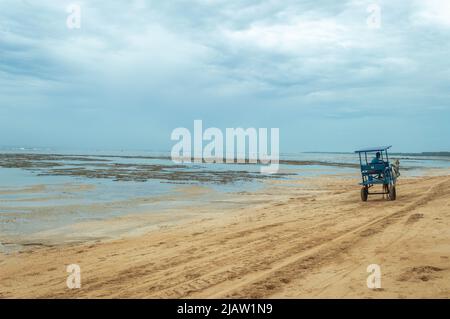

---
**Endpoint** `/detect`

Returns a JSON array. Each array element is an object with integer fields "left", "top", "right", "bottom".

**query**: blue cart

[{"left": 355, "top": 146, "right": 397, "bottom": 201}]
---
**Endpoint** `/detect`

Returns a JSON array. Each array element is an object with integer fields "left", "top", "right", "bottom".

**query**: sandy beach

[{"left": 1, "top": 172, "right": 449, "bottom": 298}]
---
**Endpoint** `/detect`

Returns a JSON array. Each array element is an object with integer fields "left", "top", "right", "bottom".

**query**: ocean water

[{"left": 0, "top": 149, "right": 449, "bottom": 246}]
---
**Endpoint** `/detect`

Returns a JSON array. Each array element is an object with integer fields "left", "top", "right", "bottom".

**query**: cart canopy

[{"left": 354, "top": 146, "right": 392, "bottom": 153}]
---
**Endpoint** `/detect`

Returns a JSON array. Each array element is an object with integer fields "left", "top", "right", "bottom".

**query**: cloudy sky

[{"left": 1, "top": 0, "right": 449, "bottom": 152}]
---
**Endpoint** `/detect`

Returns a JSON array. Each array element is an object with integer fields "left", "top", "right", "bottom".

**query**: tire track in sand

[{"left": 203, "top": 177, "right": 450, "bottom": 298}]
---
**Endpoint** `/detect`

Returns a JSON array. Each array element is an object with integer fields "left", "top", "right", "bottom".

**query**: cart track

[{"left": 202, "top": 177, "right": 450, "bottom": 298}]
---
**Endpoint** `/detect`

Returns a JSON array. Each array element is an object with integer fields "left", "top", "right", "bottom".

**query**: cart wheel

[
  {"left": 389, "top": 185, "right": 396, "bottom": 201},
  {"left": 361, "top": 187, "right": 368, "bottom": 202},
  {"left": 383, "top": 184, "right": 389, "bottom": 199}
]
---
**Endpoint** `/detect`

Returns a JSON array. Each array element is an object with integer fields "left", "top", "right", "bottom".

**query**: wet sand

[
  {"left": 0, "top": 153, "right": 289, "bottom": 183},
  {"left": 0, "top": 173, "right": 449, "bottom": 298}
]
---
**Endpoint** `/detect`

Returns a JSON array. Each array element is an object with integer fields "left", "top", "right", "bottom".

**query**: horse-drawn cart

[{"left": 355, "top": 146, "right": 399, "bottom": 201}]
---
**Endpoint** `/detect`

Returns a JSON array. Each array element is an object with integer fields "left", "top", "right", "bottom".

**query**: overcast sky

[{"left": 1, "top": 0, "right": 449, "bottom": 152}]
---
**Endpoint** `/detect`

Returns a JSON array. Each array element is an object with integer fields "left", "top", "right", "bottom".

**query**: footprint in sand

[
  {"left": 405, "top": 213, "right": 424, "bottom": 225},
  {"left": 397, "top": 266, "right": 443, "bottom": 282}
]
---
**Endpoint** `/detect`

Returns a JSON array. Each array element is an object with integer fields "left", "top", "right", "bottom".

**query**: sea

[{"left": 0, "top": 148, "right": 449, "bottom": 250}]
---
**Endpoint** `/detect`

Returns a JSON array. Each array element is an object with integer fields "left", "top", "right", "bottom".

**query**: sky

[{"left": 0, "top": 0, "right": 449, "bottom": 153}]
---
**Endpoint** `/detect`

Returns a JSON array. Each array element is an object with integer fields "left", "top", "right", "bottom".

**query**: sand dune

[{"left": 0, "top": 174, "right": 449, "bottom": 298}]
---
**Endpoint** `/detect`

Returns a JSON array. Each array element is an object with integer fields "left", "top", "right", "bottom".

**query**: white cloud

[
  {"left": 0, "top": 1, "right": 449, "bottom": 127},
  {"left": 221, "top": 19, "right": 352, "bottom": 55},
  {"left": 411, "top": 0, "right": 450, "bottom": 27}
]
